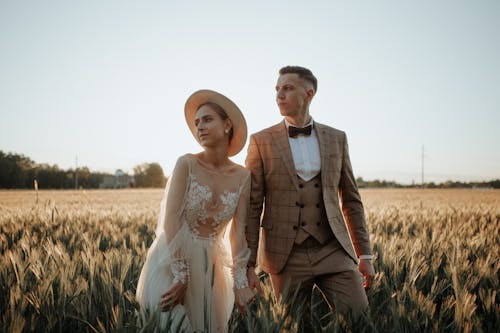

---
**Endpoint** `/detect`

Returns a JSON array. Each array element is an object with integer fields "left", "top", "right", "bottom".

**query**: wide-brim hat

[{"left": 184, "top": 89, "right": 247, "bottom": 157}]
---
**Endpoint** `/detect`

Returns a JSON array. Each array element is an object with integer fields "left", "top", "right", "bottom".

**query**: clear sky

[{"left": 1, "top": 0, "right": 499, "bottom": 184}]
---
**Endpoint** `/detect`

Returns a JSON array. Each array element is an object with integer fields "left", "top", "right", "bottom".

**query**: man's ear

[{"left": 306, "top": 88, "right": 315, "bottom": 101}]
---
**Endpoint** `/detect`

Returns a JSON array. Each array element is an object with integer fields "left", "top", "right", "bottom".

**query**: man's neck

[{"left": 285, "top": 114, "right": 312, "bottom": 127}]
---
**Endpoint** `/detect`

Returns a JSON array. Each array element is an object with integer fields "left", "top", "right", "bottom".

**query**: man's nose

[{"left": 277, "top": 90, "right": 285, "bottom": 99}]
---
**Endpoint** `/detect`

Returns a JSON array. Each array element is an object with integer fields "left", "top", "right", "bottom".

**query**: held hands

[
  {"left": 234, "top": 287, "right": 254, "bottom": 314},
  {"left": 231, "top": 266, "right": 263, "bottom": 315},
  {"left": 358, "top": 259, "right": 375, "bottom": 290},
  {"left": 246, "top": 266, "right": 263, "bottom": 295},
  {"left": 161, "top": 281, "right": 187, "bottom": 311}
]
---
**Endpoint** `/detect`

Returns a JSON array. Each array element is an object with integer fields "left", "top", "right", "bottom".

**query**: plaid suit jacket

[{"left": 245, "top": 120, "right": 372, "bottom": 274}]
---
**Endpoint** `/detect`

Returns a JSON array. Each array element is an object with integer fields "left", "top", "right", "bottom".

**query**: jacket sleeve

[
  {"left": 245, "top": 134, "right": 265, "bottom": 266},
  {"left": 338, "top": 132, "right": 372, "bottom": 257}
]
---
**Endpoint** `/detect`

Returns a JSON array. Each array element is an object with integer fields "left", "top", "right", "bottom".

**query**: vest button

[
  {"left": 300, "top": 204, "right": 305, "bottom": 208},
  {"left": 316, "top": 203, "right": 320, "bottom": 208},
  {"left": 301, "top": 222, "right": 306, "bottom": 226},
  {"left": 299, "top": 184, "right": 304, "bottom": 188},
  {"left": 315, "top": 183, "right": 319, "bottom": 188},
  {"left": 316, "top": 222, "right": 321, "bottom": 226},
  {"left": 295, "top": 201, "right": 300, "bottom": 206},
  {"left": 292, "top": 225, "right": 298, "bottom": 230}
]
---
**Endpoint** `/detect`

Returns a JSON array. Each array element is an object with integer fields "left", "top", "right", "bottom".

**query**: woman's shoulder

[
  {"left": 178, "top": 153, "right": 202, "bottom": 164},
  {"left": 228, "top": 163, "right": 250, "bottom": 184},
  {"left": 173, "top": 154, "right": 196, "bottom": 172},
  {"left": 227, "top": 161, "right": 249, "bottom": 175}
]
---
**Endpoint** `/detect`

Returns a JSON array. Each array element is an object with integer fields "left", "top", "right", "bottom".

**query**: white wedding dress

[{"left": 136, "top": 154, "right": 250, "bottom": 332}]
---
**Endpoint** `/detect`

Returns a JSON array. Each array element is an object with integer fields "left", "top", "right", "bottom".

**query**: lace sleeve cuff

[
  {"left": 233, "top": 266, "right": 249, "bottom": 289},
  {"left": 171, "top": 260, "right": 190, "bottom": 284}
]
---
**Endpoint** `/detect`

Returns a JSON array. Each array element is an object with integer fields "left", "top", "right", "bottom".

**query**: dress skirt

[{"left": 136, "top": 228, "right": 234, "bottom": 333}]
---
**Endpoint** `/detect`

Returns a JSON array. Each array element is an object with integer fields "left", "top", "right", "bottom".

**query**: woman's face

[{"left": 194, "top": 104, "right": 230, "bottom": 149}]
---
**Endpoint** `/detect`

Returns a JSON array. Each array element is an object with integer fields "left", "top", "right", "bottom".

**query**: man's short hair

[{"left": 279, "top": 66, "right": 317, "bottom": 92}]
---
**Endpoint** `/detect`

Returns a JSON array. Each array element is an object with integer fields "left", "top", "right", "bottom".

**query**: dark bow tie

[{"left": 288, "top": 125, "right": 313, "bottom": 138}]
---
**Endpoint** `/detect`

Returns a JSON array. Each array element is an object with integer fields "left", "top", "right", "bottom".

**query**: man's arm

[
  {"left": 338, "top": 132, "right": 371, "bottom": 256},
  {"left": 245, "top": 134, "right": 265, "bottom": 265},
  {"left": 245, "top": 134, "right": 265, "bottom": 292},
  {"left": 338, "top": 132, "right": 375, "bottom": 289}
]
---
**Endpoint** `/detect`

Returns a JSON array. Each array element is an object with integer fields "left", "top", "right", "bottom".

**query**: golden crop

[{"left": 0, "top": 189, "right": 498, "bottom": 332}]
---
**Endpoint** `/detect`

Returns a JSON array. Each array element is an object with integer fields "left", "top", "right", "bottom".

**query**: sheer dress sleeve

[
  {"left": 155, "top": 155, "right": 192, "bottom": 284},
  {"left": 229, "top": 171, "right": 251, "bottom": 289}
]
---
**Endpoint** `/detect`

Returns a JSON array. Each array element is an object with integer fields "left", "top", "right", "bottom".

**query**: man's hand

[
  {"left": 247, "top": 266, "right": 263, "bottom": 295},
  {"left": 358, "top": 259, "right": 375, "bottom": 290},
  {"left": 161, "top": 281, "right": 187, "bottom": 311}
]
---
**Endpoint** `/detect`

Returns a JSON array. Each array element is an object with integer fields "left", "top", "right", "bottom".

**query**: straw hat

[{"left": 184, "top": 89, "right": 247, "bottom": 157}]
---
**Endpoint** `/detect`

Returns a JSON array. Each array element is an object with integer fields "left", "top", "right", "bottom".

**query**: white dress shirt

[{"left": 285, "top": 118, "right": 321, "bottom": 181}]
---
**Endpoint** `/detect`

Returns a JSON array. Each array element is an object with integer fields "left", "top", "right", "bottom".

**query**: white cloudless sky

[{"left": 1, "top": 0, "right": 499, "bottom": 184}]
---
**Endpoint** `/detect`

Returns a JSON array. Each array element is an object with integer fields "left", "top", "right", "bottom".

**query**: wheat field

[{"left": 0, "top": 189, "right": 498, "bottom": 332}]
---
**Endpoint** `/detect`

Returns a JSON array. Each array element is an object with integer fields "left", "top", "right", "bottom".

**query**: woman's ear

[{"left": 225, "top": 119, "right": 233, "bottom": 134}]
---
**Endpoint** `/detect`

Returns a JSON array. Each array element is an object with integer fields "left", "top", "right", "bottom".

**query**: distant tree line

[
  {"left": 0, "top": 151, "right": 167, "bottom": 189},
  {"left": 1, "top": 150, "right": 496, "bottom": 189},
  {"left": 356, "top": 177, "right": 500, "bottom": 189}
]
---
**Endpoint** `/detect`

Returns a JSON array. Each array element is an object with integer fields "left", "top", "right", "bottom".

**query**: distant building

[{"left": 99, "top": 169, "right": 134, "bottom": 189}]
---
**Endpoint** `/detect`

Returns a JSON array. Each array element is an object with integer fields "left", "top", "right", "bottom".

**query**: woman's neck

[{"left": 198, "top": 148, "right": 230, "bottom": 169}]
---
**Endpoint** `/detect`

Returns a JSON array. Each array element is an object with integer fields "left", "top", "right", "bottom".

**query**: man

[{"left": 245, "top": 66, "right": 375, "bottom": 325}]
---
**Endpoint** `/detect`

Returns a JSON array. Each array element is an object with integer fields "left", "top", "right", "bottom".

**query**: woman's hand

[
  {"left": 234, "top": 287, "right": 255, "bottom": 314},
  {"left": 161, "top": 281, "right": 187, "bottom": 311}
]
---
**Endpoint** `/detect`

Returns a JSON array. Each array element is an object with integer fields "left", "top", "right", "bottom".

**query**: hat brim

[{"left": 184, "top": 90, "right": 247, "bottom": 157}]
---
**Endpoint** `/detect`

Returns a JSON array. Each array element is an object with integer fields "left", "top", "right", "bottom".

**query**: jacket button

[
  {"left": 316, "top": 222, "right": 321, "bottom": 226},
  {"left": 300, "top": 204, "right": 305, "bottom": 208},
  {"left": 301, "top": 222, "right": 306, "bottom": 226},
  {"left": 293, "top": 225, "right": 298, "bottom": 230},
  {"left": 315, "top": 183, "right": 319, "bottom": 188}
]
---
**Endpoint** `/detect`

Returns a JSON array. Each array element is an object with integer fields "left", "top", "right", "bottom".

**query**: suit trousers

[{"left": 269, "top": 236, "right": 369, "bottom": 321}]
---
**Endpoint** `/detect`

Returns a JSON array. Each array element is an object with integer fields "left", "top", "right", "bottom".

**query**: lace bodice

[{"left": 185, "top": 175, "right": 240, "bottom": 240}]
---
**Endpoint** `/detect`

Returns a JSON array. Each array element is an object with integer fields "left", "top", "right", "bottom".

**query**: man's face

[{"left": 275, "top": 73, "right": 312, "bottom": 118}]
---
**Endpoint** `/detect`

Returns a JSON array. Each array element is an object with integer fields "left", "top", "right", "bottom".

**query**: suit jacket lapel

[
  {"left": 314, "top": 122, "right": 330, "bottom": 186},
  {"left": 271, "top": 121, "right": 299, "bottom": 189}
]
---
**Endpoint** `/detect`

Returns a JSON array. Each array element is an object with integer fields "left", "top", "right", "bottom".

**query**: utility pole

[
  {"left": 421, "top": 145, "right": 425, "bottom": 188},
  {"left": 75, "top": 156, "right": 79, "bottom": 189}
]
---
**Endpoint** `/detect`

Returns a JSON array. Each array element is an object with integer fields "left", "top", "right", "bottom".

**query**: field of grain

[{"left": 0, "top": 189, "right": 498, "bottom": 332}]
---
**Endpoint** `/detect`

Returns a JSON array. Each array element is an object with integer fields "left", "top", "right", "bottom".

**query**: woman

[{"left": 136, "top": 90, "right": 254, "bottom": 332}]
